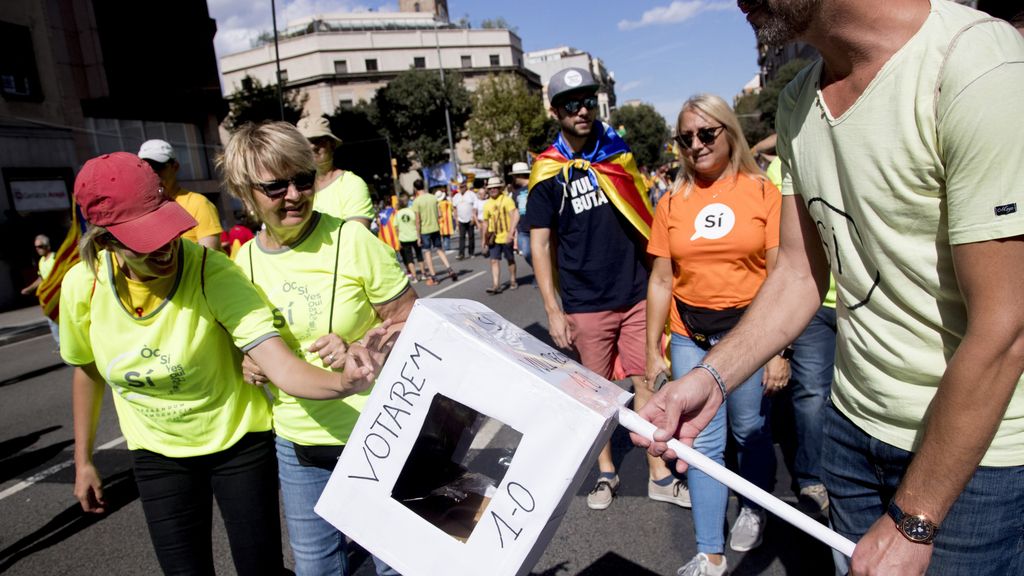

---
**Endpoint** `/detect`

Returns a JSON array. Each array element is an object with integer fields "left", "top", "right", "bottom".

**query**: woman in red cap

[{"left": 61, "top": 152, "right": 389, "bottom": 575}]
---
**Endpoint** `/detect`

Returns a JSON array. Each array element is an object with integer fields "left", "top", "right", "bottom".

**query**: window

[
  {"left": 413, "top": 56, "right": 426, "bottom": 69},
  {"left": 0, "top": 21, "right": 43, "bottom": 102},
  {"left": 461, "top": 55, "right": 472, "bottom": 68},
  {"left": 84, "top": 118, "right": 210, "bottom": 181},
  {"left": 489, "top": 54, "right": 500, "bottom": 67},
  {"left": 365, "top": 58, "right": 378, "bottom": 72},
  {"left": 277, "top": 69, "right": 288, "bottom": 83},
  {"left": 334, "top": 60, "right": 348, "bottom": 74},
  {"left": 337, "top": 99, "right": 354, "bottom": 109}
]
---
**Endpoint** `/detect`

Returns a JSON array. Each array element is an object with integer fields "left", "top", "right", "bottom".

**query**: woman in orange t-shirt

[{"left": 645, "top": 94, "right": 789, "bottom": 575}]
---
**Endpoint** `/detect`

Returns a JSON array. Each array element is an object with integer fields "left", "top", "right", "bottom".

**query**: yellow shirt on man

[
  {"left": 173, "top": 190, "right": 223, "bottom": 243},
  {"left": 483, "top": 194, "right": 517, "bottom": 245}
]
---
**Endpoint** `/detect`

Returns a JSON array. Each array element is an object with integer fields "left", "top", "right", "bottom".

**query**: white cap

[{"left": 138, "top": 139, "right": 176, "bottom": 163}]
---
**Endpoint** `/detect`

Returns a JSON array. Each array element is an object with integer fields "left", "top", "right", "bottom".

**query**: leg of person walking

[{"left": 726, "top": 367, "right": 775, "bottom": 553}]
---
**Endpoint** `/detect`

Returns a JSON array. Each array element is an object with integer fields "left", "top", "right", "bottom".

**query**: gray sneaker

[
  {"left": 586, "top": 475, "right": 619, "bottom": 510},
  {"left": 729, "top": 506, "right": 766, "bottom": 552},
  {"left": 799, "top": 483, "right": 830, "bottom": 512},
  {"left": 677, "top": 553, "right": 729, "bottom": 576},
  {"left": 648, "top": 477, "right": 691, "bottom": 508}
]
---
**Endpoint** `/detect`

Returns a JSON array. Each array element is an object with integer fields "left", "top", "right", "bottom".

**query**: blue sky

[{"left": 208, "top": 0, "right": 761, "bottom": 124}]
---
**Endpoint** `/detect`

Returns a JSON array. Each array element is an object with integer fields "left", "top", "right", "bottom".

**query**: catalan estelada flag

[
  {"left": 528, "top": 121, "right": 653, "bottom": 239},
  {"left": 37, "top": 200, "right": 85, "bottom": 322},
  {"left": 438, "top": 198, "right": 454, "bottom": 236},
  {"left": 376, "top": 205, "right": 400, "bottom": 251}
]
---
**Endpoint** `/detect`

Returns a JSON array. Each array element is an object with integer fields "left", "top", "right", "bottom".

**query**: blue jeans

[
  {"left": 517, "top": 230, "right": 532, "bottom": 266},
  {"left": 276, "top": 437, "right": 398, "bottom": 576},
  {"left": 787, "top": 306, "right": 836, "bottom": 488},
  {"left": 821, "top": 403, "right": 1024, "bottom": 575},
  {"left": 670, "top": 333, "right": 775, "bottom": 554}
]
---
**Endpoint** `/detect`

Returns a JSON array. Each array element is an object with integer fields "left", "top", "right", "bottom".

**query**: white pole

[{"left": 617, "top": 407, "right": 857, "bottom": 558}]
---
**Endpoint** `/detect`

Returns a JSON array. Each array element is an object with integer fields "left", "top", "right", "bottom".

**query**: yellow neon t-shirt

[
  {"left": 235, "top": 212, "right": 411, "bottom": 445},
  {"left": 313, "top": 171, "right": 375, "bottom": 223},
  {"left": 37, "top": 252, "right": 55, "bottom": 280},
  {"left": 59, "top": 240, "right": 276, "bottom": 458},
  {"left": 483, "top": 194, "right": 517, "bottom": 245},
  {"left": 174, "top": 190, "right": 223, "bottom": 243}
]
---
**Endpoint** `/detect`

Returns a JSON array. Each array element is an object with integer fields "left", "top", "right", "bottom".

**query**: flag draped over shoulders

[
  {"left": 528, "top": 121, "right": 653, "bottom": 239},
  {"left": 37, "top": 200, "right": 85, "bottom": 322}
]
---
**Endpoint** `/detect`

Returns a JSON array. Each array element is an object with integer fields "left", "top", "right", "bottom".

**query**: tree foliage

[
  {"left": 610, "top": 103, "right": 670, "bottom": 169},
  {"left": 465, "top": 74, "right": 548, "bottom": 174},
  {"left": 480, "top": 17, "right": 517, "bottom": 33},
  {"left": 327, "top": 102, "right": 393, "bottom": 199},
  {"left": 373, "top": 69, "right": 471, "bottom": 173},
  {"left": 738, "top": 59, "right": 811, "bottom": 145},
  {"left": 224, "top": 75, "right": 306, "bottom": 129}
]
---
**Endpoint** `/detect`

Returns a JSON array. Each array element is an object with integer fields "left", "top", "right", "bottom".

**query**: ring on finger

[{"left": 326, "top": 353, "right": 335, "bottom": 363}]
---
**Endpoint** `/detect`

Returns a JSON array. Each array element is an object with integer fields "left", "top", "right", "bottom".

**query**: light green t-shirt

[
  {"left": 235, "top": 212, "right": 410, "bottom": 445},
  {"left": 59, "top": 240, "right": 276, "bottom": 458},
  {"left": 312, "top": 171, "right": 375, "bottom": 223},
  {"left": 766, "top": 157, "right": 836, "bottom": 309},
  {"left": 412, "top": 192, "right": 440, "bottom": 234},
  {"left": 395, "top": 207, "right": 418, "bottom": 243},
  {"left": 776, "top": 0, "right": 1024, "bottom": 466},
  {"left": 37, "top": 252, "right": 55, "bottom": 280}
]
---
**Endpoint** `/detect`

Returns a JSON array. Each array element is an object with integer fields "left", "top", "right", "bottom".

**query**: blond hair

[
  {"left": 672, "top": 94, "right": 763, "bottom": 198},
  {"left": 217, "top": 122, "right": 315, "bottom": 219},
  {"left": 78, "top": 225, "right": 110, "bottom": 277}
]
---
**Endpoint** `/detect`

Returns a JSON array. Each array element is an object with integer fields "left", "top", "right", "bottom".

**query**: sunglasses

[
  {"left": 255, "top": 171, "right": 316, "bottom": 199},
  {"left": 674, "top": 125, "right": 726, "bottom": 149},
  {"left": 560, "top": 95, "right": 599, "bottom": 115}
]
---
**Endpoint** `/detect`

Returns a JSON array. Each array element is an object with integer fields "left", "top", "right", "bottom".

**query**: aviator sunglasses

[
  {"left": 674, "top": 125, "right": 726, "bottom": 149},
  {"left": 255, "top": 170, "right": 316, "bottom": 199},
  {"left": 560, "top": 95, "right": 599, "bottom": 115}
]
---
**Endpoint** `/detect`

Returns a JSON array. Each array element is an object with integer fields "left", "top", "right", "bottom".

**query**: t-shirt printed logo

[
  {"left": 691, "top": 203, "right": 736, "bottom": 240},
  {"left": 994, "top": 203, "right": 1017, "bottom": 216},
  {"left": 566, "top": 175, "right": 609, "bottom": 214}
]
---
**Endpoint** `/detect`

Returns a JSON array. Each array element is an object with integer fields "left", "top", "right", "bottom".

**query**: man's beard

[{"left": 744, "top": 0, "right": 820, "bottom": 47}]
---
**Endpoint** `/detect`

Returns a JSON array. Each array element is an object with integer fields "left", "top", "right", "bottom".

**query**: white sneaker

[
  {"left": 729, "top": 506, "right": 766, "bottom": 552},
  {"left": 648, "top": 477, "right": 691, "bottom": 508},
  {"left": 586, "top": 475, "right": 619, "bottom": 510},
  {"left": 677, "top": 553, "right": 728, "bottom": 576}
]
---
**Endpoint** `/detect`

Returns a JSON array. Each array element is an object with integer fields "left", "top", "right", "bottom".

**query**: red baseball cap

[{"left": 75, "top": 152, "right": 197, "bottom": 253}]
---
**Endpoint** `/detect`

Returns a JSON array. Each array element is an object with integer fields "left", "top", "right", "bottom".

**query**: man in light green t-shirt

[
  {"left": 411, "top": 178, "right": 457, "bottom": 285},
  {"left": 636, "top": 2, "right": 1024, "bottom": 574},
  {"left": 394, "top": 193, "right": 426, "bottom": 281}
]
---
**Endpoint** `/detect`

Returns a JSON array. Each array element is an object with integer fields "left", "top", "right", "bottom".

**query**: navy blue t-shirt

[{"left": 524, "top": 166, "right": 649, "bottom": 313}]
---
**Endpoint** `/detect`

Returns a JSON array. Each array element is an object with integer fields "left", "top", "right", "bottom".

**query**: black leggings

[{"left": 130, "top": 431, "right": 283, "bottom": 576}]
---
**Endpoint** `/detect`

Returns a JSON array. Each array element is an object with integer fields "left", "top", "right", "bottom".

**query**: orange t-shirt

[{"left": 647, "top": 173, "right": 781, "bottom": 335}]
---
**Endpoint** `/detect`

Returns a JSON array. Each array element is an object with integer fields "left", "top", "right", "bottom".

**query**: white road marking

[
  {"left": 0, "top": 436, "right": 126, "bottom": 501},
  {"left": 425, "top": 270, "right": 486, "bottom": 298}
]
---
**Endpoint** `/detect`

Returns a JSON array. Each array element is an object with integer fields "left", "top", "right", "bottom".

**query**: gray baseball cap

[{"left": 548, "top": 67, "right": 599, "bottom": 105}]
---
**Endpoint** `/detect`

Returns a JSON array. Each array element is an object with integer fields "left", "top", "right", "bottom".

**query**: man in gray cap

[
  {"left": 138, "top": 139, "right": 223, "bottom": 250},
  {"left": 523, "top": 68, "right": 683, "bottom": 512}
]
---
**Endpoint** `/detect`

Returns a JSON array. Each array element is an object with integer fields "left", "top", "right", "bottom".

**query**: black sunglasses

[
  {"left": 255, "top": 171, "right": 316, "bottom": 199},
  {"left": 674, "top": 125, "right": 726, "bottom": 149},
  {"left": 560, "top": 95, "right": 599, "bottom": 115}
]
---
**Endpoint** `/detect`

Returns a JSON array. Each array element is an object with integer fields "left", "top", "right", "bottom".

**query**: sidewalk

[{"left": 0, "top": 305, "right": 50, "bottom": 346}]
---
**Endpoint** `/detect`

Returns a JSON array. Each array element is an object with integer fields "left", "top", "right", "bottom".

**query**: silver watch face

[{"left": 900, "top": 516, "right": 936, "bottom": 543}]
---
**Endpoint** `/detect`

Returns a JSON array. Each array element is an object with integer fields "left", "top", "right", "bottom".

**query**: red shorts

[{"left": 568, "top": 299, "right": 647, "bottom": 379}]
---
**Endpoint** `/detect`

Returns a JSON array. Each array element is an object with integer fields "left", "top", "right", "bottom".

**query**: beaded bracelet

[{"left": 695, "top": 362, "right": 727, "bottom": 401}]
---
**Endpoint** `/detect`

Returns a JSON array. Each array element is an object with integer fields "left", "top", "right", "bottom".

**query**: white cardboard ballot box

[{"left": 315, "top": 298, "right": 632, "bottom": 576}]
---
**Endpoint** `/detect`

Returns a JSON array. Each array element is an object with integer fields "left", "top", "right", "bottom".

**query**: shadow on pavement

[
  {"left": 0, "top": 425, "right": 61, "bottom": 460},
  {"left": 0, "top": 438, "right": 74, "bottom": 484},
  {"left": 0, "top": 469, "right": 138, "bottom": 572},
  {"left": 573, "top": 551, "right": 661, "bottom": 575},
  {"left": 0, "top": 361, "right": 67, "bottom": 390}
]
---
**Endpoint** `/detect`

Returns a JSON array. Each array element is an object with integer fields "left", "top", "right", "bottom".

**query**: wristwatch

[{"left": 887, "top": 499, "right": 938, "bottom": 544}]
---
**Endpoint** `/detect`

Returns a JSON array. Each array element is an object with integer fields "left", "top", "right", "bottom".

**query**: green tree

[
  {"left": 466, "top": 74, "right": 548, "bottom": 175},
  {"left": 610, "top": 103, "right": 670, "bottom": 169},
  {"left": 373, "top": 69, "right": 472, "bottom": 173},
  {"left": 738, "top": 58, "right": 812, "bottom": 145},
  {"left": 224, "top": 75, "right": 307, "bottom": 129},
  {"left": 327, "top": 101, "right": 393, "bottom": 199},
  {"left": 480, "top": 17, "right": 517, "bottom": 33}
]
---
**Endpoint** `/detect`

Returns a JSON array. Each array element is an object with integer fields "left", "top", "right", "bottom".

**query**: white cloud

[
  {"left": 208, "top": 0, "right": 395, "bottom": 57},
  {"left": 619, "top": 79, "right": 645, "bottom": 93},
  {"left": 617, "top": 1, "right": 734, "bottom": 31}
]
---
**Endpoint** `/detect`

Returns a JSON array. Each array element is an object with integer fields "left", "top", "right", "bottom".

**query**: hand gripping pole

[{"left": 617, "top": 406, "right": 857, "bottom": 558}]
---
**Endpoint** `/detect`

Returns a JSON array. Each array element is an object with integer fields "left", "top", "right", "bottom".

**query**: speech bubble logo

[{"left": 690, "top": 203, "right": 736, "bottom": 241}]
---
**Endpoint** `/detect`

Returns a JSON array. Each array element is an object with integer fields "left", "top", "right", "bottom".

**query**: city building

[
  {"left": 523, "top": 46, "right": 616, "bottom": 122},
  {"left": 0, "top": 0, "right": 226, "bottom": 311},
  {"left": 218, "top": 2, "right": 540, "bottom": 129}
]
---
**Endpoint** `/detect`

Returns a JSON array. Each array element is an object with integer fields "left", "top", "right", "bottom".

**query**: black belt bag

[
  {"left": 294, "top": 443, "right": 345, "bottom": 470},
  {"left": 675, "top": 298, "right": 747, "bottom": 350}
]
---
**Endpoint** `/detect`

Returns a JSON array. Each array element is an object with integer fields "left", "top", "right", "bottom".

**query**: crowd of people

[{"left": 25, "top": 1, "right": 1020, "bottom": 575}]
